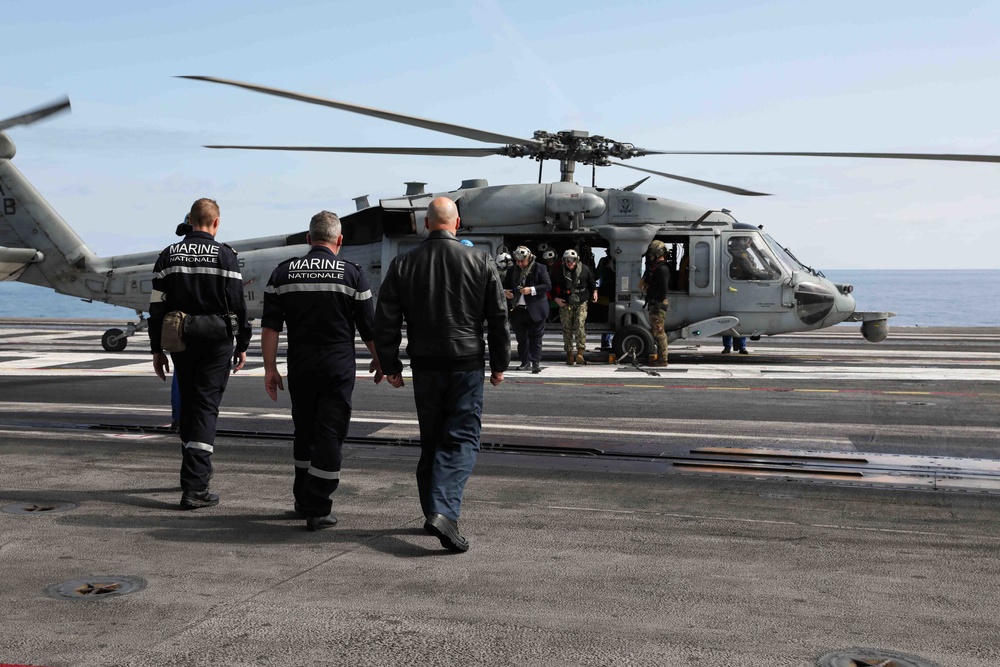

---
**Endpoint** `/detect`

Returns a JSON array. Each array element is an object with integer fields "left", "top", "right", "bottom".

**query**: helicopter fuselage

[{"left": 1, "top": 131, "right": 889, "bottom": 356}]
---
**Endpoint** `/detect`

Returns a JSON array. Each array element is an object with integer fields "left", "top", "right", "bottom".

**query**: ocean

[{"left": 0, "top": 270, "right": 998, "bottom": 327}]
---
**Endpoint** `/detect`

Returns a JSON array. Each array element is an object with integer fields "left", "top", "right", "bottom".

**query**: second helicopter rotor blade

[
  {"left": 636, "top": 149, "right": 1000, "bottom": 164},
  {"left": 0, "top": 96, "right": 71, "bottom": 133},
  {"left": 202, "top": 145, "right": 506, "bottom": 157},
  {"left": 180, "top": 76, "right": 541, "bottom": 149},
  {"left": 610, "top": 161, "right": 771, "bottom": 197}
]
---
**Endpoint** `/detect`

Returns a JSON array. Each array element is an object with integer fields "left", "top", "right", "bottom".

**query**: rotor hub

[{"left": 524, "top": 130, "right": 639, "bottom": 166}]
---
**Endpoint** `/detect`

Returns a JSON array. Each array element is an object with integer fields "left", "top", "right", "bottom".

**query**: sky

[{"left": 3, "top": 0, "right": 999, "bottom": 269}]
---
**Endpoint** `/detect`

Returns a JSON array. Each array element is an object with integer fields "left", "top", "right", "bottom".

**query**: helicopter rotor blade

[
  {"left": 610, "top": 161, "right": 771, "bottom": 197},
  {"left": 0, "top": 96, "right": 71, "bottom": 133},
  {"left": 180, "top": 76, "right": 541, "bottom": 149},
  {"left": 635, "top": 149, "right": 1000, "bottom": 164},
  {"left": 202, "top": 145, "right": 506, "bottom": 157}
]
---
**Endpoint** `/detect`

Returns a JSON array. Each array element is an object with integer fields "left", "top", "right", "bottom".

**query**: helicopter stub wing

[{"left": 675, "top": 316, "right": 741, "bottom": 341}]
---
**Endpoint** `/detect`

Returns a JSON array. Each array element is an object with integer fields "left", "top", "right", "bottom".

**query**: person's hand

[
  {"left": 264, "top": 368, "right": 284, "bottom": 401},
  {"left": 591, "top": 291, "right": 598, "bottom": 303},
  {"left": 369, "top": 358, "right": 384, "bottom": 384},
  {"left": 503, "top": 289, "right": 513, "bottom": 299},
  {"left": 519, "top": 287, "right": 532, "bottom": 295},
  {"left": 152, "top": 352, "right": 169, "bottom": 381},
  {"left": 554, "top": 298, "right": 566, "bottom": 307},
  {"left": 490, "top": 371, "right": 504, "bottom": 386},
  {"left": 232, "top": 351, "right": 247, "bottom": 373},
  {"left": 386, "top": 373, "right": 405, "bottom": 388}
]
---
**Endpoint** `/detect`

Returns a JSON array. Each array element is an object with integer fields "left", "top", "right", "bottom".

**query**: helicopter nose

[{"left": 834, "top": 289, "right": 856, "bottom": 315}]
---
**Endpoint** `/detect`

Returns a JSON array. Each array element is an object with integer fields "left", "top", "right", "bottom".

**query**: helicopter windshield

[
  {"left": 761, "top": 233, "right": 824, "bottom": 278},
  {"left": 727, "top": 235, "right": 783, "bottom": 281}
]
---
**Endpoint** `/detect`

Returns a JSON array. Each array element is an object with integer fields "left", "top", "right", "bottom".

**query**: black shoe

[
  {"left": 738, "top": 349, "right": 749, "bottom": 355},
  {"left": 424, "top": 513, "right": 469, "bottom": 552},
  {"left": 531, "top": 362, "right": 541, "bottom": 374},
  {"left": 516, "top": 361, "right": 531, "bottom": 371},
  {"left": 180, "top": 489, "right": 219, "bottom": 510},
  {"left": 721, "top": 348, "right": 731, "bottom": 354},
  {"left": 305, "top": 514, "right": 338, "bottom": 531}
]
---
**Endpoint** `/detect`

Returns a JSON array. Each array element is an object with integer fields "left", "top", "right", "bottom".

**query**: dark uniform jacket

[
  {"left": 551, "top": 263, "right": 597, "bottom": 306},
  {"left": 261, "top": 245, "right": 375, "bottom": 376},
  {"left": 374, "top": 229, "right": 511, "bottom": 375},
  {"left": 643, "top": 258, "right": 671, "bottom": 307},
  {"left": 149, "top": 230, "right": 252, "bottom": 354},
  {"left": 503, "top": 258, "right": 552, "bottom": 323}
]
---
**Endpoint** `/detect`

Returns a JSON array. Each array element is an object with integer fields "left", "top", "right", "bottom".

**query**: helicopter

[{"left": 3, "top": 80, "right": 999, "bottom": 358}]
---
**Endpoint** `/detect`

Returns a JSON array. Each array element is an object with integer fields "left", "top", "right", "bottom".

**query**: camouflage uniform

[
  {"left": 552, "top": 255, "right": 596, "bottom": 365},
  {"left": 648, "top": 301, "right": 668, "bottom": 360},
  {"left": 559, "top": 302, "right": 588, "bottom": 352},
  {"left": 643, "top": 241, "right": 672, "bottom": 366}
]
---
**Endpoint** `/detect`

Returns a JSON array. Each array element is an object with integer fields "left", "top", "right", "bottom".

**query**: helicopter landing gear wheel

[
  {"left": 101, "top": 328, "right": 128, "bottom": 352},
  {"left": 612, "top": 324, "right": 654, "bottom": 361}
]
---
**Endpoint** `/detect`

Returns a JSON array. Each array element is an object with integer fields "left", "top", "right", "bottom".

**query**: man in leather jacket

[{"left": 375, "top": 197, "right": 510, "bottom": 552}]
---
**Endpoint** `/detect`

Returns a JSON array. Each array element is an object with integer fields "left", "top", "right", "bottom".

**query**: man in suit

[{"left": 504, "top": 245, "right": 552, "bottom": 374}]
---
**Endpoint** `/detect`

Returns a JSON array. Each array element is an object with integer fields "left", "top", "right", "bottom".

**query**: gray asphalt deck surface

[{"left": 3, "top": 434, "right": 1000, "bottom": 667}]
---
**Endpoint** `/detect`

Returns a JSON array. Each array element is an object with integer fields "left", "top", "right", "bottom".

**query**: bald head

[{"left": 425, "top": 197, "right": 460, "bottom": 232}]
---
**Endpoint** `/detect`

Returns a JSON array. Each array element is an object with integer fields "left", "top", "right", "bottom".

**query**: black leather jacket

[{"left": 374, "top": 230, "right": 511, "bottom": 374}]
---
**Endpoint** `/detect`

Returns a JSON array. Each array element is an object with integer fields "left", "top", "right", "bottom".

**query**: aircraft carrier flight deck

[{"left": 1, "top": 320, "right": 998, "bottom": 667}]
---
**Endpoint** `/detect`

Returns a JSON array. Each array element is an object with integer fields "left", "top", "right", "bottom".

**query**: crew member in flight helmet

[
  {"left": 552, "top": 249, "right": 597, "bottom": 365},
  {"left": 642, "top": 240, "right": 671, "bottom": 367},
  {"left": 495, "top": 252, "right": 513, "bottom": 272}
]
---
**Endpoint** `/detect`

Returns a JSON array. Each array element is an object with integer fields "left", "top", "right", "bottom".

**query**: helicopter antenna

[{"left": 538, "top": 159, "right": 543, "bottom": 185}]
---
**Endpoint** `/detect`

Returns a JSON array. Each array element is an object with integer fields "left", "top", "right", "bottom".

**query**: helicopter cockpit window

[
  {"left": 727, "top": 236, "right": 782, "bottom": 281},
  {"left": 760, "top": 233, "right": 803, "bottom": 276}
]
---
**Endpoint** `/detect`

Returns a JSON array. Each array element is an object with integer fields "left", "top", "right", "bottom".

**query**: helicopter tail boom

[{"left": 0, "top": 133, "right": 99, "bottom": 295}]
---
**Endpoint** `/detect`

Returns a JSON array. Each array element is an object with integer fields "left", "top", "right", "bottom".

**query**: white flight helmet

[
  {"left": 563, "top": 249, "right": 579, "bottom": 262},
  {"left": 512, "top": 246, "right": 531, "bottom": 261},
  {"left": 496, "top": 252, "right": 513, "bottom": 270}
]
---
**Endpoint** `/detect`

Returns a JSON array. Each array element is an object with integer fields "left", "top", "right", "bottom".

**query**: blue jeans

[
  {"left": 722, "top": 335, "right": 747, "bottom": 351},
  {"left": 412, "top": 369, "right": 484, "bottom": 521}
]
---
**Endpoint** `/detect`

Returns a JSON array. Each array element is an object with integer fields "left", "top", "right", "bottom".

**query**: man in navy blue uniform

[
  {"left": 375, "top": 197, "right": 510, "bottom": 552},
  {"left": 261, "top": 211, "right": 383, "bottom": 531},
  {"left": 149, "top": 198, "right": 252, "bottom": 510}
]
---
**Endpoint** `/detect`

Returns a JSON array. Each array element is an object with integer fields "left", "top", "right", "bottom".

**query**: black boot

[
  {"left": 531, "top": 362, "right": 541, "bottom": 374},
  {"left": 180, "top": 489, "right": 219, "bottom": 510}
]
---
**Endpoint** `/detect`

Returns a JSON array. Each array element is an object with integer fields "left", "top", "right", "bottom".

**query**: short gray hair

[{"left": 309, "top": 211, "right": 342, "bottom": 243}]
